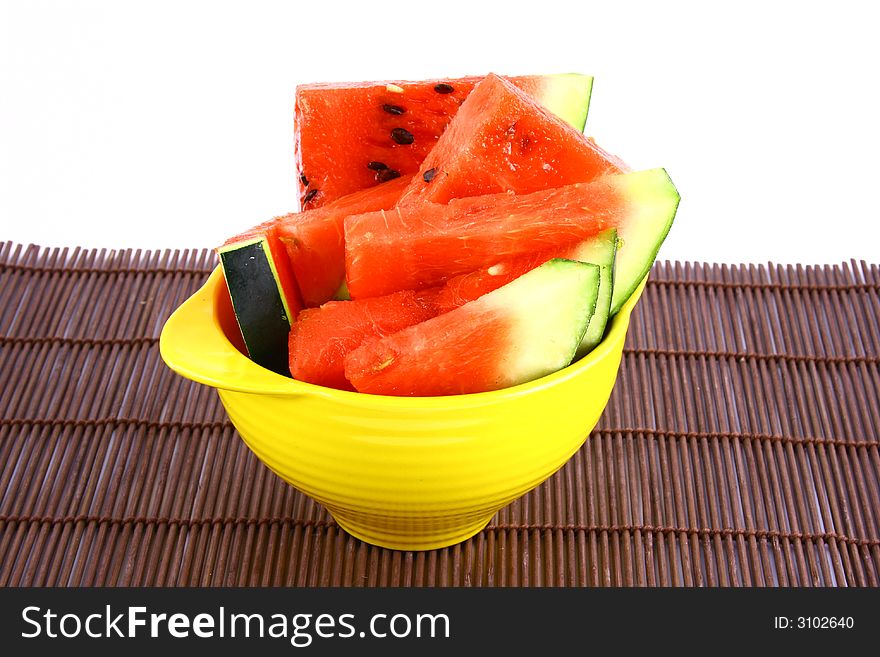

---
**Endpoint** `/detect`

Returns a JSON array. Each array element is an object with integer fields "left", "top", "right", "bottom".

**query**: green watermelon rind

[
  {"left": 607, "top": 168, "right": 681, "bottom": 315},
  {"left": 486, "top": 258, "right": 601, "bottom": 381},
  {"left": 537, "top": 73, "right": 594, "bottom": 132},
  {"left": 567, "top": 228, "right": 618, "bottom": 358}
]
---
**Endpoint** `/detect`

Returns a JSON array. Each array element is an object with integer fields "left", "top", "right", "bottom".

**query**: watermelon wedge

[
  {"left": 288, "top": 287, "right": 441, "bottom": 391},
  {"left": 345, "top": 168, "right": 679, "bottom": 299},
  {"left": 295, "top": 74, "right": 594, "bottom": 208},
  {"left": 345, "top": 259, "right": 601, "bottom": 396},
  {"left": 397, "top": 73, "right": 627, "bottom": 206}
]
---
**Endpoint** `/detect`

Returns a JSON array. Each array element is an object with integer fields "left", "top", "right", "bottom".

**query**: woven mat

[{"left": 1, "top": 242, "right": 878, "bottom": 587}]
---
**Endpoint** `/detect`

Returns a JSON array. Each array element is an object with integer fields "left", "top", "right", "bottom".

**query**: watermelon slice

[
  {"left": 344, "top": 259, "right": 601, "bottom": 397},
  {"left": 345, "top": 168, "right": 679, "bottom": 299},
  {"left": 288, "top": 287, "right": 441, "bottom": 391},
  {"left": 397, "top": 73, "right": 627, "bottom": 206},
  {"left": 295, "top": 74, "right": 594, "bottom": 208},
  {"left": 274, "top": 173, "right": 411, "bottom": 306}
]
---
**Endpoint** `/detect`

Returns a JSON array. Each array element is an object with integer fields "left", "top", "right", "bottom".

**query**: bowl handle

[{"left": 159, "top": 267, "right": 300, "bottom": 395}]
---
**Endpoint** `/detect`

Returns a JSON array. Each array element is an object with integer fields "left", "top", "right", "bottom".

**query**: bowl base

[{"left": 331, "top": 511, "right": 496, "bottom": 552}]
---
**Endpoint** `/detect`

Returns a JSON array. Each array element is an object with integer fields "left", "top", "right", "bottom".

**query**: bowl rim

[{"left": 160, "top": 266, "right": 646, "bottom": 407}]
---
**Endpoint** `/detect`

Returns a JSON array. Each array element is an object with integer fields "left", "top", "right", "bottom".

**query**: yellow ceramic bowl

[{"left": 160, "top": 268, "right": 646, "bottom": 551}]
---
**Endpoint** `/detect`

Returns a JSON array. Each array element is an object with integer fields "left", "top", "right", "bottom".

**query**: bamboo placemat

[{"left": 0, "top": 242, "right": 877, "bottom": 586}]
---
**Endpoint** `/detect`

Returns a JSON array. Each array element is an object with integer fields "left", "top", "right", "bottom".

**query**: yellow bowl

[{"left": 159, "top": 267, "right": 646, "bottom": 551}]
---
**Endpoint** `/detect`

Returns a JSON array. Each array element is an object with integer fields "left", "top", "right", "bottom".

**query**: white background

[{"left": 1, "top": 0, "right": 878, "bottom": 265}]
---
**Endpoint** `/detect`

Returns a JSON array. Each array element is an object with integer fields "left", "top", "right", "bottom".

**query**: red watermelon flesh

[
  {"left": 346, "top": 309, "right": 513, "bottom": 396},
  {"left": 295, "top": 74, "right": 593, "bottom": 209},
  {"left": 275, "top": 174, "right": 411, "bottom": 306},
  {"left": 397, "top": 73, "right": 626, "bottom": 206},
  {"left": 346, "top": 174, "right": 625, "bottom": 299},
  {"left": 288, "top": 287, "right": 441, "bottom": 391}
]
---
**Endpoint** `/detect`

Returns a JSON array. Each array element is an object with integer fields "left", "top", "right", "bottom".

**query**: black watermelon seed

[
  {"left": 423, "top": 167, "right": 437, "bottom": 183},
  {"left": 383, "top": 104, "right": 406, "bottom": 115},
  {"left": 376, "top": 168, "right": 401, "bottom": 183},
  {"left": 434, "top": 83, "right": 455, "bottom": 94},
  {"left": 391, "top": 128, "right": 415, "bottom": 145},
  {"left": 367, "top": 161, "right": 388, "bottom": 171},
  {"left": 303, "top": 189, "right": 318, "bottom": 204},
  {"left": 300, "top": 174, "right": 309, "bottom": 186}
]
